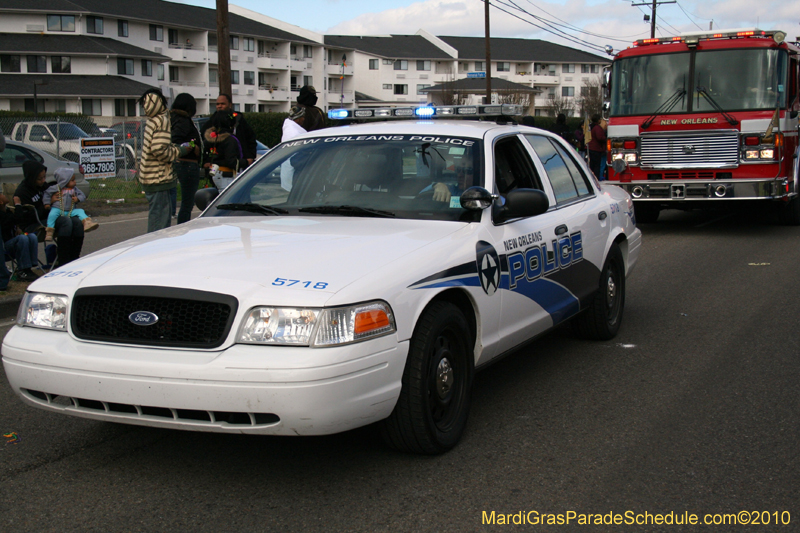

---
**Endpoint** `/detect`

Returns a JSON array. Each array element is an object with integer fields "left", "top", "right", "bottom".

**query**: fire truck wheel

[
  {"left": 778, "top": 196, "right": 800, "bottom": 226},
  {"left": 634, "top": 202, "right": 660, "bottom": 224},
  {"left": 573, "top": 244, "right": 625, "bottom": 341}
]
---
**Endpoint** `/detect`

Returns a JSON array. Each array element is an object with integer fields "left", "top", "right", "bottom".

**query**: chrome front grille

[{"left": 640, "top": 131, "right": 739, "bottom": 168}]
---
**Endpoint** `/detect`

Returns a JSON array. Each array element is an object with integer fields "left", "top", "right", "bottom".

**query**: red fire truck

[{"left": 605, "top": 28, "right": 800, "bottom": 224}]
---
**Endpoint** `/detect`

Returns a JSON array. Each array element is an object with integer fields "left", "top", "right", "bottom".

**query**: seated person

[
  {"left": 0, "top": 193, "right": 40, "bottom": 281},
  {"left": 42, "top": 167, "right": 98, "bottom": 242},
  {"left": 430, "top": 164, "right": 475, "bottom": 204}
]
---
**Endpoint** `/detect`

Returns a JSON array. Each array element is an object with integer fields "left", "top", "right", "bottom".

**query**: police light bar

[{"left": 327, "top": 104, "right": 523, "bottom": 120}]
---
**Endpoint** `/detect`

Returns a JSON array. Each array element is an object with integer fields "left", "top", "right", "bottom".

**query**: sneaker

[{"left": 17, "top": 269, "right": 40, "bottom": 282}]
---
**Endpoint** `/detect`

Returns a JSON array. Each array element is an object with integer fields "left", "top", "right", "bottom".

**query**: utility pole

[
  {"left": 484, "top": 0, "right": 491, "bottom": 104},
  {"left": 216, "top": 0, "right": 232, "bottom": 100},
  {"left": 632, "top": 0, "right": 676, "bottom": 38}
]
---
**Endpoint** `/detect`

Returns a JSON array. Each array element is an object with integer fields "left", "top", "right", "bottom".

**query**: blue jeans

[
  {"left": 174, "top": 161, "right": 200, "bottom": 224},
  {"left": 145, "top": 189, "right": 174, "bottom": 233},
  {"left": 5, "top": 233, "right": 38, "bottom": 269}
]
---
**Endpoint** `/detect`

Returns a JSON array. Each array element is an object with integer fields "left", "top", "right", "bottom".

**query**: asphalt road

[{"left": 1, "top": 207, "right": 798, "bottom": 532}]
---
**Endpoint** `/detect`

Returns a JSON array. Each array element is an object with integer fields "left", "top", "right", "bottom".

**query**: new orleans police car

[{"left": 2, "top": 105, "right": 641, "bottom": 454}]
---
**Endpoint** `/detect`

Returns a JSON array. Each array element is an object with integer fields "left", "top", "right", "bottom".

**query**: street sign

[
  {"left": 80, "top": 137, "right": 116, "bottom": 179},
  {"left": 467, "top": 72, "right": 486, "bottom": 78}
]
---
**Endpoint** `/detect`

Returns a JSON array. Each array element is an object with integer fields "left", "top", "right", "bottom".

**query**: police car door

[
  {"left": 483, "top": 134, "right": 569, "bottom": 359},
  {"left": 522, "top": 133, "right": 611, "bottom": 311}
]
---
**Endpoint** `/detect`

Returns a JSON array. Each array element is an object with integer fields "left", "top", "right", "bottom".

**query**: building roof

[
  {"left": 0, "top": 74, "right": 157, "bottom": 97},
  {"left": 422, "top": 77, "right": 541, "bottom": 93},
  {"left": 0, "top": 0, "right": 316, "bottom": 44},
  {"left": 438, "top": 36, "right": 610, "bottom": 63},
  {"left": 325, "top": 35, "right": 453, "bottom": 59},
  {"left": 0, "top": 33, "right": 169, "bottom": 60}
]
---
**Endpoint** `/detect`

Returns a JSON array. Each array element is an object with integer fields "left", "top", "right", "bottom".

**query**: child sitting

[{"left": 43, "top": 167, "right": 98, "bottom": 242}]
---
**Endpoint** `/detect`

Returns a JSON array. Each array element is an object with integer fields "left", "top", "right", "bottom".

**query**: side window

[
  {"left": 30, "top": 125, "right": 49, "bottom": 140},
  {"left": 493, "top": 136, "right": 541, "bottom": 195},
  {"left": 0, "top": 145, "right": 31, "bottom": 168},
  {"left": 15, "top": 124, "right": 27, "bottom": 141},
  {"left": 525, "top": 134, "right": 592, "bottom": 204}
]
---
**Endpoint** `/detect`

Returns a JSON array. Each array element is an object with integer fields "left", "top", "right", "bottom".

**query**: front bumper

[
  {"left": 2, "top": 326, "right": 407, "bottom": 435},
  {"left": 618, "top": 178, "right": 789, "bottom": 201}
]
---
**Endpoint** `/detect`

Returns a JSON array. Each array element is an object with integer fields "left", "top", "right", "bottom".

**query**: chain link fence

[{"left": 1, "top": 115, "right": 147, "bottom": 206}]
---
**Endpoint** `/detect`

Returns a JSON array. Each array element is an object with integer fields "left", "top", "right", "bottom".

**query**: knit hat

[
  {"left": 288, "top": 105, "right": 306, "bottom": 121},
  {"left": 297, "top": 85, "right": 318, "bottom": 106},
  {"left": 22, "top": 160, "right": 47, "bottom": 183}
]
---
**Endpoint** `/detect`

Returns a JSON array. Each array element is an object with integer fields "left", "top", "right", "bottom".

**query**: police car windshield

[{"left": 205, "top": 133, "right": 484, "bottom": 222}]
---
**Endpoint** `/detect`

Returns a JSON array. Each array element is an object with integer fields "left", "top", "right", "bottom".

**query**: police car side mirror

[
  {"left": 460, "top": 186, "right": 497, "bottom": 210},
  {"left": 195, "top": 187, "right": 219, "bottom": 211},
  {"left": 493, "top": 188, "right": 549, "bottom": 222}
]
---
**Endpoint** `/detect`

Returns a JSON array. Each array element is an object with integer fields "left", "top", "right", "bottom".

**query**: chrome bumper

[{"left": 619, "top": 178, "right": 789, "bottom": 201}]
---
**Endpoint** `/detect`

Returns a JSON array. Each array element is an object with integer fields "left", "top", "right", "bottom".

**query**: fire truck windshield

[{"left": 611, "top": 48, "right": 787, "bottom": 116}]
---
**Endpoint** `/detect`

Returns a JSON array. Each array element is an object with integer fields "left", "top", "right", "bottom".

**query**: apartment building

[{"left": 0, "top": 0, "right": 324, "bottom": 117}]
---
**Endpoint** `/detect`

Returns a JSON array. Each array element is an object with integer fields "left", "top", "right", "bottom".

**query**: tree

[
  {"left": 576, "top": 75, "right": 604, "bottom": 118},
  {"left": 545, "top": 93, "right": 575, "bottom": 117}
]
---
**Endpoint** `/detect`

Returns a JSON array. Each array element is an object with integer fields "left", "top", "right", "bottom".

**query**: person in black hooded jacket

[
  {"left": 170, "top": 93, "right": 202, "bottom": 224},
  {"left": 203, "top": 110, "right": 249, "bottom": 190}
]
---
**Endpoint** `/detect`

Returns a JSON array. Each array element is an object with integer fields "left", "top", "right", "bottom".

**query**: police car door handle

[
  {"left": 598, "top": 211, "right": 608, "bottom": 220},
  {"left": 555, "top": 224, "right": 568, "bottom": 235}
]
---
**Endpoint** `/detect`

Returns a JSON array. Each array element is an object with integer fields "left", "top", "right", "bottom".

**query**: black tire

[
  {"left": 634, "top": 202, "right": 660, "bottom": 224},
  {"left": 380, "top": 301, "right": 473, "bottom": 454},
  {"left": 778, "top": 196, "right": 800, "bottom": 226},
  {"left": 573, "top": 244, "right": 625, "bottom": 341}
]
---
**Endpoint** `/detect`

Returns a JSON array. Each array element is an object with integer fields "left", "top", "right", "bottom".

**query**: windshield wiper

[
  {"left": 217, "top": 203, "right": 288, "bottom": 215},
  {"left": 695, "top": 86, "right": 738, "bottom": 126},
  {"left": 641, "top": 87, "right": 687, "bottom": 129},
  {"left": 299, "top": 205, "right": 395, "bottom": 218}
]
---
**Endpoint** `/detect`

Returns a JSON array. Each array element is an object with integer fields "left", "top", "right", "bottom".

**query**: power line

[
  {"left": 632, "top": 0, "right": 677, "bottom": 38},
  {"left": 518, "top": 0, "right": 646, "bottom": 41}
]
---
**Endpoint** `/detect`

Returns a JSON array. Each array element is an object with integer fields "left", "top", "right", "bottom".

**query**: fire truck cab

[{"left": 605, "top": 29, "right": 800, "bottom": 224}]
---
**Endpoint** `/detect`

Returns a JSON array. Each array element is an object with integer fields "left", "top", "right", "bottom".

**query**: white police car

[{"left": 2, "top": 105, "right": 641, "bottom": 454}]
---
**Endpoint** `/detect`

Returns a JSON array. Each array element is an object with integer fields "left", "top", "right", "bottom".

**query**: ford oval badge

[{"left": 129, "top": 311, "right": 159, "bottom": 326}]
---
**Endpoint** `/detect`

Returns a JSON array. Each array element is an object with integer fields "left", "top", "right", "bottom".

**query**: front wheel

[
  {"left": 380, "top": 301, "right": 473, "bottom": 454},
  {"left": 573, "top": 244, "right": 625, "bottom": 340}
]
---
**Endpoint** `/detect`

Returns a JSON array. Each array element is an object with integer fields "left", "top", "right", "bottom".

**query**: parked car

[{"left": 0, "top": 139, "right": 90, "bottom": 197}]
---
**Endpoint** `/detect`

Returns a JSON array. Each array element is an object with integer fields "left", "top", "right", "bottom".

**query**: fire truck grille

[
  {"left": 640, "top": 132, "right": 739, "bottom": 168},
  {"left": 71, "top": 287, "right": 238, "bottom": 349}
]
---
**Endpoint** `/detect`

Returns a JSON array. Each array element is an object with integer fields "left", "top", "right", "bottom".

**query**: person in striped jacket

[{"left": 137, "top": 88, "right": 194, "bottom": 232}]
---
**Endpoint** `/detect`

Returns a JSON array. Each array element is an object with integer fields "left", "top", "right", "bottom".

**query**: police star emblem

[{"left": 476, "top": 241, "right": 500, "bottom": 296}]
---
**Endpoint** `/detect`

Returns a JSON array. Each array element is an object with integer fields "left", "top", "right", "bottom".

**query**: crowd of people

[{"left": 528, "top": 112, "right": 608, "bottom": 181}]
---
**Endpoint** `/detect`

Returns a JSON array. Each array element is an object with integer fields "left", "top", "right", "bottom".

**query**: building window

[
  {"left": 244, "top": 38, "right": 255, "bottom": 52},
  {"left": 303, "top": 76, "right": 312, "bottom": 87},
  {"left": 167, "top": 29, "right": 178, "bottom": 45},
  {"left": 497, "top": 62, "right": 510, "bottom": 72},
  {"left": 47, "top": 15, "right": 75, "bottom": 32},
  {"left": 417, "top": 84, "right": 431, "bottom": 95},
  {"left": 474, "top": 61, "right": 485, "bottom": 71},
  {"left": 245, "top": 104, "right": 255, "bottom": 112},
  {"left": 55, "top": 99, "right": 66, "bottom": 112},
  {"left": 232, "top": 104, "right": 240, "bottom": 112},
  {"left": 459, "top": 62, "right": 469, "bottom": 72},
  {"left": 244, "top": 71, "right": 254, "bottom": 85},
  {"left": 416, "top": 60, "right": 431, "bottom": 71},
  {"left": 115, "top": 98, "right": 137, "bottom": 116},
  {"left": 0, "top": 55, "right": 21, "bottom": 73},
  {"left": 393, "top": 84, "right": 408, "bottom": 95},
  {"left": 562, "top": 64, "right": 575, "bottom": 73},
  {"left": 562, "top": 86, "right": 575, "bottom": 97},
  {"left": 394, "top": 60, "right": 408, "bottom": 71},
  {"left": 157, "top": 64, "right": 164, "bottom": 81},
  {"left": 591, "top": 64, "right": 600, "bottom": 73},
  {"left": 117, "top": 58, "right": 134, "bottom": 75},
  {"left": 141, "top": 60, "right": 152, "bottom": 77},
  {"left": 548, "top": 87, "right": 556, "bottom": 96},
  {"left": 369, "top": 59, "right": 378, "bottom": 70},
  {"left": 382, "top": 59, "right": 393, "bottom": 65},
  {"left": 118, "top": 20, "right": 128, "bottom": 37},
  {"left": 86, "top": 16, "right": 103, "bottom": 34},
  {"left": 149, "top": 24, "right": 163, "bottom": 42},
  {"left": 231, "top": 70, "right": 239, "bottom": 84},
  {"left": 303, "top": 45, "right": 312, "bottom": 58},
  {"left": 82, "top": 99, "right": 102, "bottom": 116},
  {"left": 25, "top": 100, "right": 45, "bottom": 114},
  {"left": 581, "top": 64, "right": 590, "bottom": 74},
  {"left": 209, "top": 69, "right": 218, "bottom": 84},
  {"left": 382, "top": 84, "right": 392, "bottom": 90},
  {"left": 115, "top": 99, "right": 126, "bottom": 116},
  {"left": 52, "top": 56, "right": 71, "bottom": 73},
  {"left": 230, "top": 36, "right": 239, "bottom": 50},
  {"left": 169, "top": 66, "right": 179, "bottom": 82},
  {"left": 580, "top": 86, "right": 599, "bottom": 98},
  {"left": 27, "top": 55, "right": 47, "bottom": 73}
]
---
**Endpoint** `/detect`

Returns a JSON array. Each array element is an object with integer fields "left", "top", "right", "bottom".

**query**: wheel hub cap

[
  {"left": 436, "top": 358, "right": 453, "bottom": 399},
  {"left": 606, "top": 275, "right": 616, "bottom": 306}
]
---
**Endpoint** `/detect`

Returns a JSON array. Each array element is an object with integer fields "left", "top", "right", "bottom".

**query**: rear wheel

[
  {"left": 634, "top": 202, "right": 660, "bottom": 224},
  {"left": 574, "top": 244, "right": 625, "bottom": 340},
  {"left": 380, "top": 301, "right": 473, "bottom": 454}
]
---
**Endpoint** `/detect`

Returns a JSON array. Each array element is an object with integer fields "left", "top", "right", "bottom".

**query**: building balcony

[
  {"left": 532, "top": 74, "right": 560, "bottom": 85},
  {"left": 163, "top": 43, "right": 207, "bottom": 64},
  {"left": 289, "top": 58, "right": 311, "bottom": 71},
  {"left": 168, "top": 80, "right": 210, "bottom": 100},
  {"left": 258, "top": 85, "right": 291, "bottom": 102},
  {"left": 326, "top": 62, "right": 354, "bottom": 76},
  {"left": 257, "top": 53, "right": 289, "bottom": 71},
  {"left": 328, "top": 89, "right": 354, "bottom": 105}
]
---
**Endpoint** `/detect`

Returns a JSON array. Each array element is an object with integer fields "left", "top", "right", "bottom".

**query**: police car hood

[{"left": 33, "top": 216, "right": 466, "bottom": 305}]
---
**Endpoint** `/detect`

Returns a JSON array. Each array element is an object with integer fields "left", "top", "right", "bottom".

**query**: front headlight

[
  {"left": 237, "top": 300, "right": 396, "bottom": 347},
  {"left": 18, "top": 292, "right": 69, "bottom": 330}
]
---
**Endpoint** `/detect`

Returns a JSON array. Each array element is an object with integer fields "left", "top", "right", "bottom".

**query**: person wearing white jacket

[{"left": 280, "top": 106, "right": 308, "bottom": 191}]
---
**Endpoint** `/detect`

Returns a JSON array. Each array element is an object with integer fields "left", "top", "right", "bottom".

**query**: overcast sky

[{"left": 176, "top": 0, "right": 799, "bottom": 55}]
